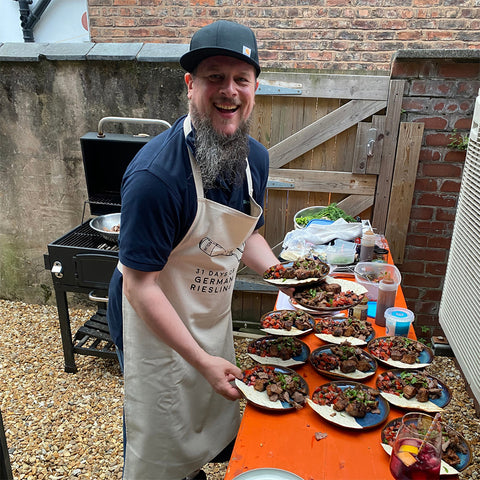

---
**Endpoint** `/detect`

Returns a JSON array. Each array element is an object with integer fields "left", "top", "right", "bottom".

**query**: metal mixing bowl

[{"left": 89, "top": 213, "right": 121, "bottom": 243}]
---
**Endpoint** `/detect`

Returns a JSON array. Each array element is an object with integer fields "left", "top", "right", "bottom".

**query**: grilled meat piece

[
  {"left": 345, "top": 400, "right": 367, "bottom": 418},
  {"left": 416, "top": 387, "right": 429, "bottom": 402},
  {"left": 402, "top": 385, "right": 417, "bottom": 399},
  {"left": 340, "top": 359, "right": 358, "bottom": 373},
  {"left": 402, "top": 353, "right": 417, "bottom": 364},
  {"left": 324, "top": 283, "right": 341, "bottom": 294}
]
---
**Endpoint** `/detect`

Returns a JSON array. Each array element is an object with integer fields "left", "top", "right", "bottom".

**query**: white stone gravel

[{"left": 0, "top": 299, "right": 478, "bottom": 479}]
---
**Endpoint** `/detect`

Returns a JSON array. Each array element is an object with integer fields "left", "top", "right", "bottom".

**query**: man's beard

[{"left": 191, "top": 105, "right": 251, "bottom": 190}]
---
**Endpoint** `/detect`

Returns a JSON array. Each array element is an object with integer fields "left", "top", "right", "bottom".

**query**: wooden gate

[{"left": 233, "top": 72, "right": 424, "bottom": 330}]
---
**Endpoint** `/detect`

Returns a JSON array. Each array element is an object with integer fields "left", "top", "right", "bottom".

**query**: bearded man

[{"left": 106, "top": 20, "right": 283, "bottom": 480}]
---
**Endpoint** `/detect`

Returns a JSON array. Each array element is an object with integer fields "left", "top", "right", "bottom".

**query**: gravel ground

[{"left": 0, "top": 299, "right": 478, "bottom": 479}]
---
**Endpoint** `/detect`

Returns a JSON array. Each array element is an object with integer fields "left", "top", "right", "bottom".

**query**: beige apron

[{"left": 122, "top": 116, "right": 262, "bottom": 480}]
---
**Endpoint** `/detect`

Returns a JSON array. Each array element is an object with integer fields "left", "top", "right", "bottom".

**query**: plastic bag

[{"left": 280, "top": 219, "right": 367, "bottom": 261}]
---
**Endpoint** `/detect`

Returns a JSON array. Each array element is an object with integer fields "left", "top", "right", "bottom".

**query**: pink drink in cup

[
  {"left": 390, "top": 438, "right": 440, "bottom": 480},
  {"left": 389, "top": 413, "right": 442, "bottom": 480}
]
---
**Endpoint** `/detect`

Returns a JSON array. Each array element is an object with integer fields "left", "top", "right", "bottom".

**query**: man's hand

[{"left": 197, "top": 354, "right": 243, "bottom": 401}]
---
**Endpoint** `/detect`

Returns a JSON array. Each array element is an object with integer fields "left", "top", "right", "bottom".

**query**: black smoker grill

[{"left": 44, "top": 117, "right": 171, "bottom": 373}]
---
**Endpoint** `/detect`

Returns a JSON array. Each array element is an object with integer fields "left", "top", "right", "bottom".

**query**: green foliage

[{"left": 448, "top": 129, "right": 469, "bottom": 151}]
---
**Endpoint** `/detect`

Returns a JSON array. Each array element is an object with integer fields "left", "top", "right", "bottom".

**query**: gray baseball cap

[{"left": 180, "top": 20, "right": 260, "bottom": 77}]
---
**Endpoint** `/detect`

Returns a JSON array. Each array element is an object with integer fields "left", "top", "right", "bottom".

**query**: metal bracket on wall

[
  {"left": 266, "top": 180, "right": 295, "bottom": 189},
  {"left": 366, "top": 127, "right": 377, "bottom": 157},
  {"left": 257, "top": 82, "right": 302, "bottom": 96}
]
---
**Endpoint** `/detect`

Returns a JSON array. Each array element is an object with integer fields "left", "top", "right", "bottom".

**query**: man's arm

[
  {"left": 122, "top": 265, "right": 242, "bottom": 400},
  {"left": 241, "top": 230, "right": 295, "bottom": 297},
  {"left": 241, "top": 230, "right": 280, "bottom": 274}
]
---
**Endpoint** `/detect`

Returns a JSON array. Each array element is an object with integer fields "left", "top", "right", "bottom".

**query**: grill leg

[{"left": 54, "top": 287, "right": 77, "bottom": 373}]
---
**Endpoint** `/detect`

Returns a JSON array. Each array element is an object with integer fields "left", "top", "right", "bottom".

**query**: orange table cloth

[{"left": 224, "top": 279, "right": 450, "bottom": 480}]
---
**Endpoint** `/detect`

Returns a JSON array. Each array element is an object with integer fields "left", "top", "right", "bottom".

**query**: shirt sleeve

[{"left": 118, "top": 169, "right": 186, "bottom": 272}]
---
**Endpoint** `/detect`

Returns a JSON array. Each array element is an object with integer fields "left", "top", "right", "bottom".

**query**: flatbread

[
  {"left": 247, "top": 353, "right": 305, "bottom": 367},
  {"left": 317, "top": 365, "right": 374, "bottom": 380},
  {"left": 261, "top": 327, "right": 312, "bottom": 337},
  {"left": 307, "top": 399, "right": 362, "bottom": 429},
  {"left": 380, "top": 443, "right": 458, "bottom": 476},
  {"left": 378, "top": 358, "right": 431, "bottom": 369},
  {"left": 314, "top": 333, "right": 368, "bottom": 346},
  {"left": 264, "top": 276, "right": 325, "bottom": 287},
  {"left": 234, "top": 379, "right": 285, "bottom": 409},
  {"left": 379, "top": 392, "right": 444, "bottom": 412},
  {"left": 324, "top": 276, "right": 368, "bottom": 295}
]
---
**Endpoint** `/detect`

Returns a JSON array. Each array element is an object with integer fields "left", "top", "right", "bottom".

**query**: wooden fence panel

[{"left": 233, "top": 74, "right": 420, "bottom": 329}]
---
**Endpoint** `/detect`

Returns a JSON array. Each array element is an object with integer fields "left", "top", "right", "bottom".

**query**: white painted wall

[{"left": 1, "top": 0, "right": 90, "bottom": 43}]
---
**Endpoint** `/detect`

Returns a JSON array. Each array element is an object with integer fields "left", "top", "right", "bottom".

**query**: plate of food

[
  {"left": 381, "top": 417, "right": 472, "bottom": 474},
  {"left": 232, "top": 468, "right": 303, "bottom": 480},
  {"left": 247, "top": 336, "right": 310, "bottom": 368},
  {"left": 263, "top": 258, "right": 330, "bottom": 288},
  {"left": 309, "top": 343, "right": 378, "bottom": 381},
  {"left": 367, "top": 336, "right": 433, "bottom": 369},
  {"left": 260, "top": 310, "right": 315, "bottom": 336},
  {"left": 235, "top": 364, "right": 309, "bottom": 411},
  {"left": 375, "top": 369, "right": 450, "bottom": 412},
  {"left": 292, "top": 277, "right": 367, "bottom": 312},
  {"left": 307, "top": 380, "right": 389, "bottom": 429},
  {"left": 314, "top": 316, "right": 375, "bottom": 346}
]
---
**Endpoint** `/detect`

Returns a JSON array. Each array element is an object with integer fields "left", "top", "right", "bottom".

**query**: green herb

[{"left": 296, "top": 203, "right": 356, "bottom": 226}]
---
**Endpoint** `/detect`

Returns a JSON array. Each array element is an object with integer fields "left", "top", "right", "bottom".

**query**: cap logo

[{"left": 242, "top": 46, "right": 251, "bottom": 58}]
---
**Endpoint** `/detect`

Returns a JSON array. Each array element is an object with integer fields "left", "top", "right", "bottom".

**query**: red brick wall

[
  {"left": 391, "top": 54, "right": 480, "bottom": 341},
  {"left": 87, "top": 0, "right": 480, "bottom": 73}
]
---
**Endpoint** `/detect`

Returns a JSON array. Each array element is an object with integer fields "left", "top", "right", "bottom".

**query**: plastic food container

[
  {"left": 384, "top": 307, "right": 415, "bottom": 336},
  {"left": 326, "top": 240, "right": 357, "bottom": 265},
  {"left": 354, "top": 262, "right": 401, "bottom": 302}
]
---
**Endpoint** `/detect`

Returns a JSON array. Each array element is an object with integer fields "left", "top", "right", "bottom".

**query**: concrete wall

[{"left": 0, "top": 42, "right": 188, "bottom": 304}]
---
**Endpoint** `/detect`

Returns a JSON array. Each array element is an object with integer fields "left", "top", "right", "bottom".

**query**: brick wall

[
  {"left": 391, "top": 52, "right": 480, "bottom": 341},
  {"left": 87, "top": 0, "right": 480, "bottom": 73}
]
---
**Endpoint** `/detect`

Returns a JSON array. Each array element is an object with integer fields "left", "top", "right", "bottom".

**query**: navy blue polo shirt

[{"left": 107, "top": 115, "right": 269, "bottom": 350}]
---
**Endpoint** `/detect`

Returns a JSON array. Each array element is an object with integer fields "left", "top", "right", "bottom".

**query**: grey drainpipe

[{"left": 16, "top": 0, "right": 53, "bottom": 42}]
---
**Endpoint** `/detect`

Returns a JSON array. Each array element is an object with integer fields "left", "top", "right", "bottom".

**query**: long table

[{"left": 224, "top": 277, "right": 451, "bottom": 480}]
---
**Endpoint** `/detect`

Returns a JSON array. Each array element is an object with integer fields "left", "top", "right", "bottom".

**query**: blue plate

[
  {"left": 309, "top": 345, "right": 378, "bottom": 381},
  {"left": 247, "top": 336, "right": 310, "bottom": 367},
  {"left": 309, "top": 380, "right": 390, "bottom": 429},
  {"left": 237, "top": 365, "right": 309, "bottom": 411},
  {"left": 367, "top": 336, "right": 434, "bottom": 369},
  {"left": 376, "top": 369, "right": 451, "bottom": 410},
  {"left": 313, "top": 317, "right": 376, "bottom": 346}
]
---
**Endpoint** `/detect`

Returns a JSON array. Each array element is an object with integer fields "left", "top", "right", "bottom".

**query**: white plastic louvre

[{"left": 438, "top": 89, "right": 480, "bottom": 408}]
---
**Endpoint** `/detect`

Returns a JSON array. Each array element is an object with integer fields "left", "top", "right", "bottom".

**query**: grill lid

[{"left": 81, "top": 117, "right": 171, "bottom": 216}]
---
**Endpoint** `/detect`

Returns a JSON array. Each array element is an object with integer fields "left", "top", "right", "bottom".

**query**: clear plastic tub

[
  {"left": 326, "top": 240, "right": 357, "bottom": 265},
  {"left": 385, "top": 307, "right": 415, "bottom": 336},
  {"left": 354, "top": 262, "right": 401, "bottom": 302}
]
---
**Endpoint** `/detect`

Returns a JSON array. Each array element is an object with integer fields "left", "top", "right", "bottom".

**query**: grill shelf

[{"left": 73, "top": 309, "right": 117, "bottom": 358}]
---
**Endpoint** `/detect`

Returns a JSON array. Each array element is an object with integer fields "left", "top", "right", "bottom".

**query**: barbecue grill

[{"left": 44, "top": 117, "right": 171, "bottom": 373}]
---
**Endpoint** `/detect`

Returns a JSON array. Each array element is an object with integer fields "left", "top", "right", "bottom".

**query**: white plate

[{"left": 232, "top": 468, "right": 303, "bottom": 480}]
